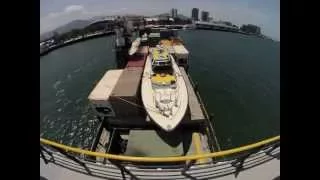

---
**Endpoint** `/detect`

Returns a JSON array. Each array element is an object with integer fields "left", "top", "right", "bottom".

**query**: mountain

[{"left": 40, "top": 19, "right": 92, "bottom": 42}]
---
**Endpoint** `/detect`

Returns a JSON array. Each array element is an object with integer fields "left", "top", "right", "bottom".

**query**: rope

[{"left": 113, "top": 96, "right": 161, "bottom": 115}]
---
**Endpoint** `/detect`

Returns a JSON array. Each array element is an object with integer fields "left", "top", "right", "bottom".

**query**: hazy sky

[{"left": 40, "top": 0, "right": 279, "bottom": 40}]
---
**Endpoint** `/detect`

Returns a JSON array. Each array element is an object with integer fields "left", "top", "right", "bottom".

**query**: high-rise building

[
  {"left": 191, "top": 8, "right": 199, "bottom": 21},
  {"left": 201, "top": 11, "right": 209, "bottom": 22},
  {"left": 171, "top": 8, "right": 178, "bottom": 18}
]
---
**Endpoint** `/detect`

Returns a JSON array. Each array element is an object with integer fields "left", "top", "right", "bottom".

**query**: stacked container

[
  {"left": 109, "top": 67, "right": 144, "bottom": 118},
  {"left": 126, "top": 46, "right": 149, "bottom": 68},
  {"left": 88, "top": 70, "right": 123, "bottom": 117}
]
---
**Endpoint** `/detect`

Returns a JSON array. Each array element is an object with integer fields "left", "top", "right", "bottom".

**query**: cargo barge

[{"left": 88, "top": 27, "right": 220, "bottom": 159}]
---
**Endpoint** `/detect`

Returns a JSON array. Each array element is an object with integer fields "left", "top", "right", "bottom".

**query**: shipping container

[
  {"left": 173, "top": 45, "right": 189, "bottom": 55},
  {"left": 88, "top": 69, "right": 123, "bottom": 117},
  {"left": 110, "top": 67, "right": 145, "bottom": 118},
  {"left": 173, "top": 45, "right": 189, "bottom": 67},
  {"left": 126, "top": 46, "right": 148, "bottom": 68}
]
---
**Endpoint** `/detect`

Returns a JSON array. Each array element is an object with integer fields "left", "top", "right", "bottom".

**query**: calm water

[
  {"left": 40, "top": 31, "right": 279, "bottom": 149},
  {"left": 40, "top": 36, "right": 117, "bottom": 147}
]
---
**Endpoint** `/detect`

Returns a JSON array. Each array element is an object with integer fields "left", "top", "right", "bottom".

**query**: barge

[{"left": 88, "top": 27, "right": 219, "bottom": 160}]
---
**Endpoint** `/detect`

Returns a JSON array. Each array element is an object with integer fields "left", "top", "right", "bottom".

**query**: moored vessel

[{"left": 141, "top": 46, "right": 188, "bottom": 131}]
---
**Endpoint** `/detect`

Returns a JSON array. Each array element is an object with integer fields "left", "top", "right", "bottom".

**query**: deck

[{"left": 40, "top": 157, "right": 279, "bottom": 180}]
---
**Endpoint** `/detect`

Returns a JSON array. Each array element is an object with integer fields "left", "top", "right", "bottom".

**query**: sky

[{"left": 40, "top": 0, "right": 280, "bottom": 40}]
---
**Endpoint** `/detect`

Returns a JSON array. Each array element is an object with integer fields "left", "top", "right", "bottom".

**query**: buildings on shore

[
  {"left": 240, "top": 24, "right": 261, "bottom": 35},
  {"left": 171, "top": 8, "right": 178, "bottom": 18},
  {"left": 41, "top": 8, "right": 265, "bottom": 52},
  {"left": 191, "top": 8, "right": 262, "bottom": 36},
  {"left": 191, "top": 8, "right": 199, "bottom": 21},
  {"left": 201, "top": 11, "right": 209, "bottom": 22}
]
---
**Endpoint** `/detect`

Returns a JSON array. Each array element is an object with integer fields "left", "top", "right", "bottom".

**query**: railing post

[
  {"left": 265, "top": 142, "right": 280, "bottom": 159},
  {"left": 181, "top": 160, "right": 196, "bottom": 179},
  {"left": 40, "top": 146, "right": 48, "bottom": 164},
  {"left": 40, "top": 145, "right": 54, "bottom": 164},
  {"left": 265, "top": 142, "right": 280, "bottom": 156},
  {"left": 109, "top": 160, "right": 138, "bottom": 180},
  {"left": 182, "top": 160, "right": 196, "bottom": 173},
  {"left": 231, "top": 146, "right": 264, "bottom": 177},
  {"left": 231, "top": 153, "right": 250, "bottom": 178},
  {"left": 53, "top": 146, "right": 92, "bottom": 175}
]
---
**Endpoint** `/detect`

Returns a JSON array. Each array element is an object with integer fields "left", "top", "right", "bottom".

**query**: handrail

[{"left": 40, "top": 135, "right": 279, "bottom": 162}]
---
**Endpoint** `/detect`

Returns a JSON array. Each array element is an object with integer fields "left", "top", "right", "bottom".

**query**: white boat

[
  {"left": 128, "top": 37, "right": 141, "bottom": 55},
  {"left": 141, "top": 46, "right": 188, "bottom": 131}
]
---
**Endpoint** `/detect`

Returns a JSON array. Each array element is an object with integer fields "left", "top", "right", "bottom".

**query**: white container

[
  {"left": 173, "top": 45, "right": 189, "bottom": 65},
  {"left": 88, "top": 69, "right": 123, "bottom": 117},
  {"left": 173, "top": 45, "right": 189, "bottom": 59}
]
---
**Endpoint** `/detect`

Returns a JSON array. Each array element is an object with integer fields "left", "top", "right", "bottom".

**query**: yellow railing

[{"left": 40, "top": 135, "right": 279, "bottom": 163}]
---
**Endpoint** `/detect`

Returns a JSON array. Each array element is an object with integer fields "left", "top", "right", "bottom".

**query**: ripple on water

[
  {"left": 42, "top": 115, "right": 49, "bottom": 122},
  {"left": 71, "top": 125, "right": 78, "bottom": 131},
  {"left": 49, "top": 120, "right": 55, "bottom": 128},
  {"left": 63, "top": 99, "right": 72, "bottom": 107},
  {"left": 53, "top": 81, "right": 61, "bottom": 89},
  {"left": 55, "top": 89, "right": 65, "bottom": 97},
  {"left": 84, "top": 138, "right": 89, "bottom": 146},
  {"left": 75, "top": 98, "right": 82, "bottom": 104},
  {"left": 55, "top": 99, "right": 62, "bottom": 103},
  {"left": 73, "top": 68, "right": 81, "bottom": 73}
]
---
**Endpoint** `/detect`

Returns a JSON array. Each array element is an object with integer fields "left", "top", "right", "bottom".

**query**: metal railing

[{"left": 40, "top": 135, "right": 279, "bottom": 179}]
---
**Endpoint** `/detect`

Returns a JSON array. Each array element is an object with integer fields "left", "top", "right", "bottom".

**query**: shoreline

[
  {"left": 40, "top": 31, "right": 115, "bottom": 57},
  {"left": 40, "top": 28, "right": 276, "bottom": 57}
]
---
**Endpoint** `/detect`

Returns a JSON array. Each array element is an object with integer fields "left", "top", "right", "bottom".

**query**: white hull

[
  {"left": 141, "top": 54, "right": 188, "bottom": 131},
  {"left": 129, "top": 38, "right": 141, "bottom": 55}
]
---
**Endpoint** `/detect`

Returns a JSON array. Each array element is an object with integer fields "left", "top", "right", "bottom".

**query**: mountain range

[
  {"left": 40, "top": 14, "right": 191, "bottom": 42},
  {"left": 40, "top": 19, "right": 92, "bottom": 41}
]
